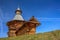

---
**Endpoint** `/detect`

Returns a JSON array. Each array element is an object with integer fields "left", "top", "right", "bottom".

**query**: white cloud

[
  {"left": 0, "top": 8, "right": 4, "bottom": 35},
  {"left": 37, "top": 17, "right": 60, "bottom": 21}
]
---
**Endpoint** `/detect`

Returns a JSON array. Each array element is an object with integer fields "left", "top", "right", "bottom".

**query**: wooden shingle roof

[{"left": 29, "top": 16, "right": 39, "bottom": 24}]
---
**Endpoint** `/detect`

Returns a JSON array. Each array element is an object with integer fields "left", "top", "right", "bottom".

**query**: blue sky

[{"left": 0, "top": 0, "right": 60, "bottom": 38}]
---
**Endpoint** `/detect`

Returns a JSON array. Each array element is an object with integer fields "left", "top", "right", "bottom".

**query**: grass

[{"left": 0, "top": 30, "right": 60, "bottom": 40}]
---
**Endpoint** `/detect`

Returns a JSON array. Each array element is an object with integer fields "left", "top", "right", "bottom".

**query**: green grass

[{"left": 0, "top": 30, "right": 60, "bottom": 40}]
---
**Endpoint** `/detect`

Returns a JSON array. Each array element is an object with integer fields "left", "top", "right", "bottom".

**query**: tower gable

[{"left": 13, "top": 7, "right": 24, "bottom": 21}]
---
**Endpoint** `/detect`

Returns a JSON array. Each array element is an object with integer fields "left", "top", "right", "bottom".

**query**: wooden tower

[{"left": 7, "top": 7, "right": 40, "bottom": 37}]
